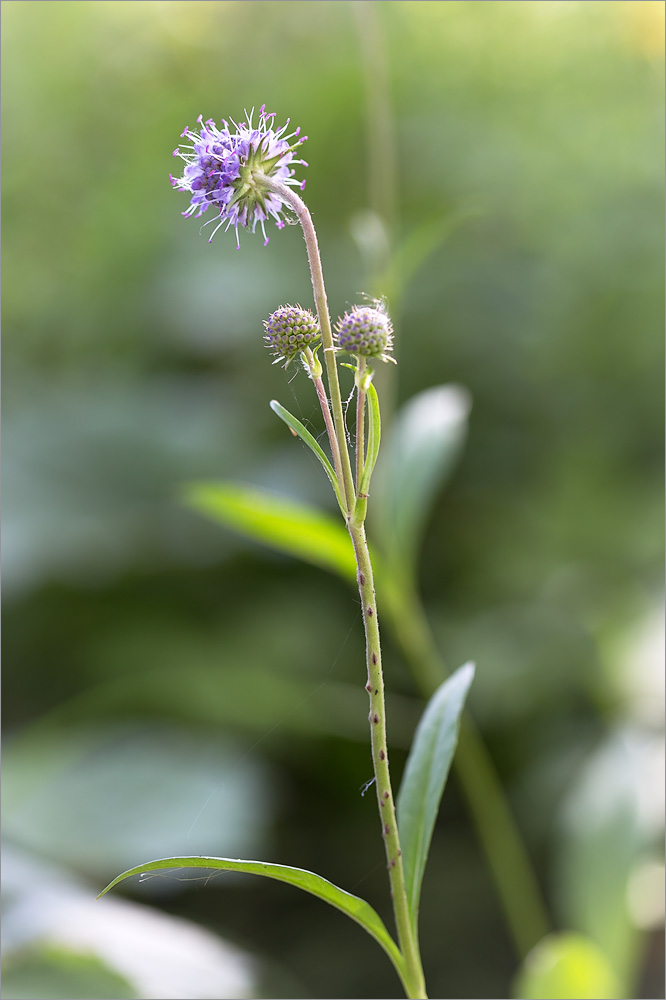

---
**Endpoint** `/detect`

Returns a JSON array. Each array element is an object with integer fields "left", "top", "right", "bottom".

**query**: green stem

[
  {"left": 266, "top": 178, "right": 427, "bottom": 995},
  {"left": 348, "top": 520, "right": 427, "bottom": 999},
  {"left": 382, "top": 576, "right": 551, "bottom": 958},
  {"left": 303, "top": 348, "right": 346, "bottom": 502},
  {"left": 270, "top": 180, "right": 424, "bottom": 995},
  {"left": 264, "top": 178, "right": 356, "bottom": 512}
]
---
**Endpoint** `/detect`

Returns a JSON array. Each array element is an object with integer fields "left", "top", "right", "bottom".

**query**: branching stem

[
  {"left": 267, "top": 178, "right": 426, "bottom": 997},
  {"left": 264, "top": 179, "right": 356, "bottom": 512}
]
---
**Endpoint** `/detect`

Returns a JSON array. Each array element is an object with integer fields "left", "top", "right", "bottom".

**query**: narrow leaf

[
  {"left": 374, "top": 385, "right": 472, "bottom": 578},
  {"left": 183, "top": 482, "right": 356, "bottom": 581},
  {"left": 270, "top": 399, "right": 343, "bottom": 509},
  {"left": 98, "top": 856, "right": 407, "bottom": 990},
  {"left": 397, "top": 662, "right": 475, "bottom": 933},
  {"left": 359, "top": 381, "right": 381, "bottom": 496}
]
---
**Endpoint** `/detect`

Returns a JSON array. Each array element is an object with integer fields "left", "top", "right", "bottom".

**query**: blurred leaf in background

[
  {"left": 3, "top": 844, "right": 256, "bottom": 1000},
  {"left": 2, "top": 1, "right": 664, "bottom": 998},
  {"left": 513, "top": 932, "right": 621, "bottom": 1000}
]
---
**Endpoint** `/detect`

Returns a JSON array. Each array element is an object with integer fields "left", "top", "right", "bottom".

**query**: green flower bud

[
  {"left": 335, "top": 306, "right": 395, "bottom": 363},
  {"left": 264, "top": 305, "right": 321, "bottom": 365}
]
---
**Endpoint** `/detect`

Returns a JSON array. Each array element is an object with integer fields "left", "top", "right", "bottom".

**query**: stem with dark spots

[
  {"left": 348, "top": 517, "right": 427, "bottom": 999},
  {"left": 381, "top": 576, "right": 551, "bottom": 957},
  {"left": 267, "top": 176, "right": 426, "bottom": 997}
]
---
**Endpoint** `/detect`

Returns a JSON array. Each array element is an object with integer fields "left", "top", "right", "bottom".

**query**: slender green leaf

[
  {"left": 269, "top": 399, "right": 343, "bottom": 509},
  {"left": 513, "top": 932, "right": 622, "bottom": 1000},
  {"left": 98, "top": 856, "right": 407, "bottom": 990},
  {"left": 359, "top": 381, "right": 381, "bottom": 497},
  {"left": 183, "top": 482, "right": 355, "bottom": 581},
  {"left": 397, "top": 662, "right": 475, "bottom": 933},
  {"left": 374, "top": 385, "right": 472, "bottom": 578}
]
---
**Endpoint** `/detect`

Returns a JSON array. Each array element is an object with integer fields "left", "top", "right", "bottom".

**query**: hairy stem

[
  {"left": 264, "top": 179, "right": 356, "bottom": 511},
  {"left": 348, "top": 519, "right": 427, "bottom": 999},
  {"left": 303, "top": 348, "right": 346, "bottom": 503},
  {"left": 268, "top": 178, "right": 426, "bottom": 995}
]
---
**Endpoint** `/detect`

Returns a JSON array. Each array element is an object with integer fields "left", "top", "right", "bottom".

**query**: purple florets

[
  {"left": 170, "top": 105, "right": 308, "bottom": 247},
  {"left": 264, "top": 305, "right": 321, "bottom": 365},
  {"left": 335, "top": 306, "right": 396, "bottom": 363}
]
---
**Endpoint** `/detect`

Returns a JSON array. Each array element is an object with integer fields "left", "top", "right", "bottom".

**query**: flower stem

[
  {"left": 268, "top": 179, "right": 425, "bottom": 996},
  {"left": 303, "top": 348, "right": 346, "bottom": 505},
  {"left": 264, "top": 178, "right": 356, "bottom": 512},
  {"left": 348, "top": 517, "right": 427, "bottom": 999}
]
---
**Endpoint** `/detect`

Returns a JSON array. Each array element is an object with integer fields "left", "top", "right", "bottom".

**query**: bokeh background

[{"left": 2, "top": 2, "right": 664, "bottom": 998}]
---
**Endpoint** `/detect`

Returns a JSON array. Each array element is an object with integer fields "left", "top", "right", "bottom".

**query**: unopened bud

[
  {"left": 264, "top": 305, "right": 321, "bottom": 365},
  {"left": 335, "top": 306, "right": 395, "bottom": 363}
]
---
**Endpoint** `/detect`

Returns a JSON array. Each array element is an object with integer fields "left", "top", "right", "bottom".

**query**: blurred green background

[{"left": 2, "top": 2, "right": 664, "bottom": 998}]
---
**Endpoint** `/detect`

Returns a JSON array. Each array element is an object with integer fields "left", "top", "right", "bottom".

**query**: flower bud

[
  {"left": 335, "top": 306, "right": 395, "bottom": 363},
  {"left": 264, "top": 305, "right": 321, "bottom": 364}
]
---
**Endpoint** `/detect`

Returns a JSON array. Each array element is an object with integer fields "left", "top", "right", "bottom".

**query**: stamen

[{"left": 206, "top": 218, "right": 226, "bottom": 243}]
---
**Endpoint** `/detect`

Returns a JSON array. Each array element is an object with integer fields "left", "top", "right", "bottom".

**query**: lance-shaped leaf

[
  {"left": 183, "top": 482, "right": 356, "bottom": 582},
  {"left": 270, "top": 399, "right": 343, "bottom": 510},
  {"left": 98, "top": 856, "right": 408, "bottom": 992},
  {"left": 359, "top": 381, "right": 381, "bottom": 497},
  {"left": 397, "top": 662, "right": 475, "bottom": 934}
]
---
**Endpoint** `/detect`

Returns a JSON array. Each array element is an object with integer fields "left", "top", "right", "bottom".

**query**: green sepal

[{"left": 301, "top": 346, "right": 323, "bottom": 379}]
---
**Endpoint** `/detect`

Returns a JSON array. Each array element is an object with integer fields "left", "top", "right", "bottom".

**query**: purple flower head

[
  {"left": 171, "top": 105, "right": 308, "bottom": 248},
  {"left": 335, "top": 304, "right": 396, "bottom": 364}
]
